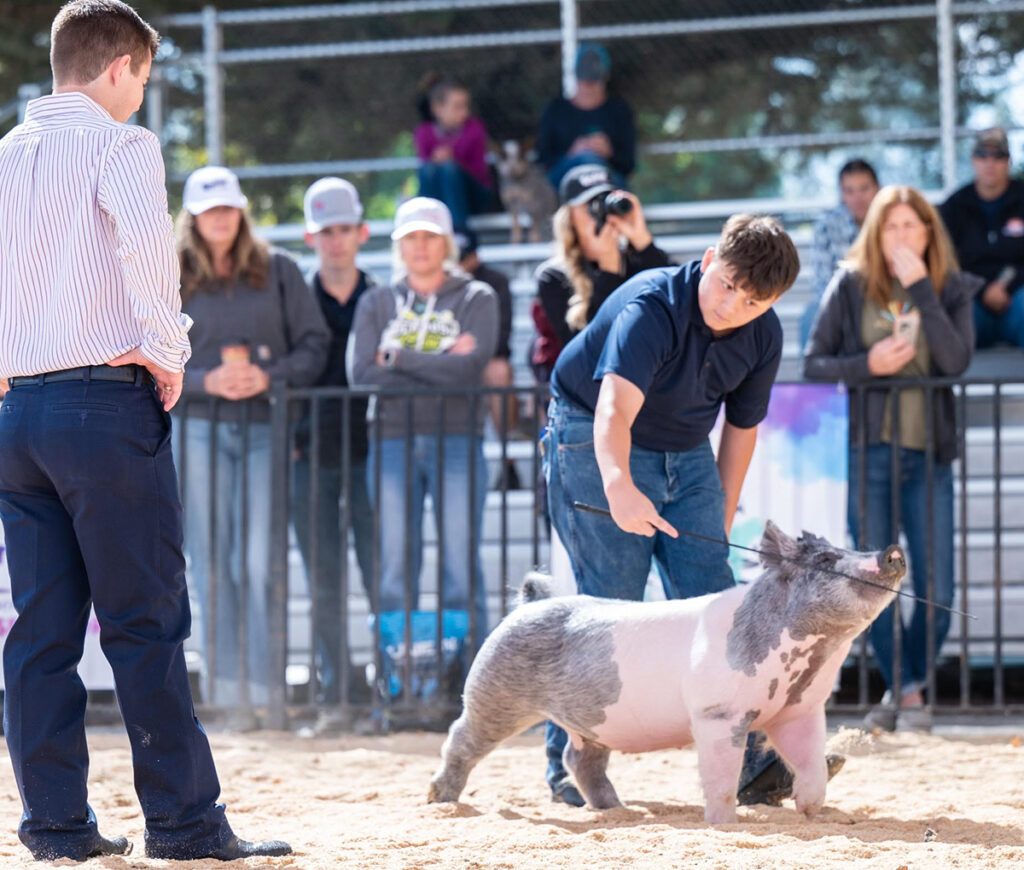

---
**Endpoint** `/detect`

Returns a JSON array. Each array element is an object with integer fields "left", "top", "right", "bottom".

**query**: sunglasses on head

[{"left": 973, "top": 148, "right": 1009, "bottom": 160}]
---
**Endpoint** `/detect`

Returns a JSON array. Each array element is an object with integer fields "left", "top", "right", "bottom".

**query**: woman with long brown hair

[
  {"left": 804, "top": 184, "right": 977, "bottom": 732},
  {"left": 531, "top": 164, "right": 669, "bottom": 381},
  {"left": 174, "top": 166, "right": 329, "bottom": 717}
]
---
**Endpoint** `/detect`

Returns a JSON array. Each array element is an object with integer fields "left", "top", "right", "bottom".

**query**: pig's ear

[
  {"left": 798, "top": 530, "right": 830, "bottom": 550},
  {"left": 759, "top": 520, "right": 800, "bottom": 573}
]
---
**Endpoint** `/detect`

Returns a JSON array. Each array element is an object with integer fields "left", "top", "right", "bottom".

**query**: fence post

[
  {"left": 936, "top": 0, "right": 957, "bottom": 193},
  {"left": 202, "top": 5, "right": 224, "bottom": 165},
  {"left": 266, "top": 379, "right": 290, "bottom": 730},
  {"left": 560, "top": 0, "right": 578, "bottom": 99}
]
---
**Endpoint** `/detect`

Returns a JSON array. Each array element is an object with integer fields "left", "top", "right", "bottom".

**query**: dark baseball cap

[
  {"left": 558, "top": 163, "right": 614, "bottom": 207},
  {"left": 973, "top": 127, "right": 1010, "bottom": 158},
  {"left": 575, "top": 43, "right": 610, "bottom": 82}
]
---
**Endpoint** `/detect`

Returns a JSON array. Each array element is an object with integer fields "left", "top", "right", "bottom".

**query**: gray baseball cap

[{"left": 304, "top": 177, "right": 364, "bottom": 233}]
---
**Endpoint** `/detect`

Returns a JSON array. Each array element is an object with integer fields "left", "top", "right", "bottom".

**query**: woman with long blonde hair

[
  {"left": 804, "top": 184, "right": 977, "bottom": 733},
  {"left": 531, "top": 164, "right": 668, "bottom": 380},
  {"left": 174, "top": 166, "right": 329, "bottom": 716}
]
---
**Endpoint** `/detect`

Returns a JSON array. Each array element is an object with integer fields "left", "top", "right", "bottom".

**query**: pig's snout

[{"left": 879, "top": 545, "right": 906, "bottom": 580}]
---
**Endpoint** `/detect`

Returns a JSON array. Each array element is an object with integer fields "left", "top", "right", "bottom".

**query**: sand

[{"left": 0, "top": 725, "right": 1021, "bottom": 869}]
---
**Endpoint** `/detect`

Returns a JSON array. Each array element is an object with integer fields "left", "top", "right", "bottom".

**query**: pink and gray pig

[{"left": 428, "top": 522, "right": 906, "bottom": 823}]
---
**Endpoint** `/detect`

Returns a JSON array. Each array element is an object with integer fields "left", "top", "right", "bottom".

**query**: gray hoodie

[{"left": 347, "top": 271, "right": 498, "bottom": 438}]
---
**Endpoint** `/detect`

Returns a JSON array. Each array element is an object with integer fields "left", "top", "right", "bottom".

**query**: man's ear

[
  {"left": 107, "top": 54, "right": 133, "bottom": 86},
  {"left": 359, "top": 223, "right": 371, "bottom": 245},
  {"left": 700, "top": 247, "right": 715, "bottom": 271},
  {"left": 303, "top": 231, "right": 316, "bottom": 250}
]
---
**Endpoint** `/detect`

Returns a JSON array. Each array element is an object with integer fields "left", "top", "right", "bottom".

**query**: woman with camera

[{"left": 531, "top": 164, "right": 670, "bottom": 381}]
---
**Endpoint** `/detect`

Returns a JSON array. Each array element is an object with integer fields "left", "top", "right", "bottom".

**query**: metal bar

[
  {"left": 266, "top": 380, "right": 290, "bottom": 730},
  {"left": 993, "top": 385, "right": 1004, "bottom": 707},
  {"left": 957, "top": 385, "right": 970, "bottom": 709},
  {"left": 937, "top": 0, "right": 958, "bottom": 192},
  {"left": 890, "top": 387, "right": 903, "bottom": 704},
  {"left": 499, "top": 387, "right": 510, "bottom": 620},
  {"left": 308, "top": 396, "right": 321, "bottom": 705},
  {"left": 560, "top": 0, "right": 578, "bottom": 99},
  {"left": 402, "top": 398, "right": 415, "bottom": 708},
  {"left": 202, "top": 5, "right": 224, "bottom": 165},
  {"left": 339, "top": 393, "right": 353, "bottom": 711},
  {"left": 238, "top": 402, "right": 251, "bottom": 711},
  {"left": 434, "top": 397, "right": 446, "bottom": 716},
  {"left": 206, "top": 402, "right": 219, "bottom": 707},
  {"left": 856, "top": 387, "right": 869, "bottom": 708},
  {"left": 160, "top": 0, "right": 556, "bottom": 27},
  {"left": 467, "top": 392, "right": 480, "bottom": 662},
  {"left": 923, "top": 387, "right": 936, "bottom": 710}
]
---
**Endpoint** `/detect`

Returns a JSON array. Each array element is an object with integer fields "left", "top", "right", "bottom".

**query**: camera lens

[{"left": 605, "top": 192, "right": 633, "bottom": 217}]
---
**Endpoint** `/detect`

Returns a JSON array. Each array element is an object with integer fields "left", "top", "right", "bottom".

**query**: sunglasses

[{"left": 972, "top": 148, "right": 1010, "bottom": 160}]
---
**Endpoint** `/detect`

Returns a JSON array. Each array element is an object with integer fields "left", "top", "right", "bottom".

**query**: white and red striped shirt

[{"left": 0, "top": 92, "right": 191, "bottom": 377}]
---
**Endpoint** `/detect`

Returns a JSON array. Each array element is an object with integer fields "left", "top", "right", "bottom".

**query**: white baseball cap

[
  {"left": 390, "top": 197, "right": 453, "bottom": 240},
  {"left": 304, "top": 177, "right": 364, "bottom": 233},
  {"left": 183, "top": 166, "right": 248, "bottom": 215}
]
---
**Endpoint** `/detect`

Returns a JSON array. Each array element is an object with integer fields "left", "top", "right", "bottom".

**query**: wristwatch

[{"left": 382, "top": 348, "right": 398, "bottom": 369}]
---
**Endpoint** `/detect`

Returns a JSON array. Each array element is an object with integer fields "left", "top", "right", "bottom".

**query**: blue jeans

[
  {"left": 292, "top": 459, "right": 374, "bottom": 704},
  {"left": 0, "top": 377, "right": 230, "bottom": 859},
  {"left": 177, "top": 419, "right": 272, "bottom": 707},
  {"left": 294, "top": 458, "right": 374, "bottom": 700},
  {"left": 848, "top": 445, "right": 955, "bottom": 697},
  {"left": 367, "top": 435, "right": 489, "bottom": 645},
  {"left": 974, "top": 293, "right": 1024, "bottom": 350},
  {"left": 541, "top": 399, "right": 775, "bottom": 791},
  {"left": 417, "top": 161, "right": 492, "bottom": 232}
]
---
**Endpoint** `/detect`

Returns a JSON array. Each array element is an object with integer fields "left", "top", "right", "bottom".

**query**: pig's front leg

[
  {"left": 691, "top": 717, "right": 747, "bottom": 824},
  {"left": 763, "top": 708, "right": 827, "bottom": 818}
]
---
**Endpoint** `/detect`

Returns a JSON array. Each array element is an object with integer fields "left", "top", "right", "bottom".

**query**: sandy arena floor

[{"left": 0, "top": 725, "right": 1021, "bottom": 869}]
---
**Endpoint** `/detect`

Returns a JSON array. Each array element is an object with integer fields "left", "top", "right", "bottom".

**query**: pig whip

[{"left": 572, "top": 501, "right": 974, "bottom": 620}]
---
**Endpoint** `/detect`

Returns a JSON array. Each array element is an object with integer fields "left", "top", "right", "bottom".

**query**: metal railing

[{"left": 159, "top": 372, "right": 1024, "bottom": 732}]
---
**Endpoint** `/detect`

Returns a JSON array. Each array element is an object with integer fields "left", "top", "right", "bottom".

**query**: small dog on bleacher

[{"left": 496, "top": 140, "right": 557, "bottom": 244}]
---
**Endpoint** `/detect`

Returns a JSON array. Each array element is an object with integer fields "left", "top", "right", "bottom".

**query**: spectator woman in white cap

[
  {"left": 348, "top": 197, "right": 498, "bottom": 698},
  {"left": 174, "top": 165, "right": 329, "bottom": 719}
]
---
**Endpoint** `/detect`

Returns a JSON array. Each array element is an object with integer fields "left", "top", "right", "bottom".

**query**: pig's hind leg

[
  {"left": 428, "top": 703, "right": 540, "bottom": 803},
  {"left": 564, "top": 738, "right": 621, "bottom": 809}
]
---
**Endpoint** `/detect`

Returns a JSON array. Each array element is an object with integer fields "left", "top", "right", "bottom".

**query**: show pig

[{"left": 428, "top": 522, "right": 906, "bottom": 823}]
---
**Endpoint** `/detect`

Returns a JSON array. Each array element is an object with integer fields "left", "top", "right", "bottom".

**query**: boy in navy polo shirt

[{"left": 542, "top": 214, "right": 803, "bottom": 807}]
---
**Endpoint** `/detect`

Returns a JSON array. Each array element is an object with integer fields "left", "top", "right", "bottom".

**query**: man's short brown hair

[
  {"left": 716, "top": 214, "right": 800, "bottom": 301},
  {"left": 51, "top": 0, "right": 159, "bottom": 85}
]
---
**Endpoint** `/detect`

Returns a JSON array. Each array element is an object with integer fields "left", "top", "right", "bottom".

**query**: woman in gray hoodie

[{"left": 348, "top": 197, "right": 498, "bottom": 671}]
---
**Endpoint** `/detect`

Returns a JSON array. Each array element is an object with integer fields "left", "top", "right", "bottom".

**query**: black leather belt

[{"left": 8, "top": 364, "right": 141, "bottom": 388}]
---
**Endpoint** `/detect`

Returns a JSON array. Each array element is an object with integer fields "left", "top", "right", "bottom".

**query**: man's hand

[
  {"left": 204, "top": 362, "right": 270, "bottom": 400},
  {"left": 0, "top": 377, "right": 8, "bottom": 399},
  {"left": 981, "top": 279, "right": 1012, "bottom": 314},
  {"left": 867, "top": 335, "right": 916, "bottom": 376},
  {"left": 604, "top": 476, "right": 678, "bottom": 538},
  {"left": 108, "top": 347, "right": 182, "bottom": 411}
]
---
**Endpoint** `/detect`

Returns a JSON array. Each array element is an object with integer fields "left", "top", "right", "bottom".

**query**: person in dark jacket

[
  {"left": 940, "top": 127, "right": 1024, "bottom": 350},
  {"left": 174, "top": 166, "right": 330, "bottom": 713},
  {"left": 804, "top": 184, "right": 977, "bottom": 733},
  {"left": 531, "top": 163, "right": 670, "bottom": 380},
  {"left": 536, "top": 43, "right": 635, "bottom": 189}
]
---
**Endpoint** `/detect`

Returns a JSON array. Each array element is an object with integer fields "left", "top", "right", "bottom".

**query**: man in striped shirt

[{"left": 0, "top": 2, "right": 289, "bottom": 862}]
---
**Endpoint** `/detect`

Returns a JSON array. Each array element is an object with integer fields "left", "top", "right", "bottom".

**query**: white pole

[
  {"left": 203, "top": 5, "right": 224, "bottom": 165},
  {"left": 560, "top": 0, "right": 578, "bottom": 99},
  {"left": 937, "top": 0, "right": 957, "bottom": 192}
]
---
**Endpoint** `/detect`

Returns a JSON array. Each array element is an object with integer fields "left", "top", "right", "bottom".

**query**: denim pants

[
  {"left": 848, "top": 444, "right": 955, "bottom": 696},
  {"left": 0, "top": 377, "right": 230, "bottom": 859},
  {"left": 367, "top": 434, "right": 489, "bottom": 644},
  {"left": 417, "top": 161, "right": 492, "bottom": 232},
  {"left": 177, "top": 419, "right": 272, "bottom": 707},
  {"left": 292, "top": 458, "right": 374, "bottom": 704},
  {"left": 974, "top": 293, "right": 1024, "bottom": 350},
  {"left": 541, "top": 399, "right": 776, "bottom": 791}
]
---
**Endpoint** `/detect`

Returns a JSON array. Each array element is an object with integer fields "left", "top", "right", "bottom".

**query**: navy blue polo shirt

[{"left": 550, "top": 261, "right": 782, "bottom": 452}]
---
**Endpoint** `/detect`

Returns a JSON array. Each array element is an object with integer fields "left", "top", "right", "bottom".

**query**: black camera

[{"left": 588, "top": 191, "right": 633, "bottom": 233}]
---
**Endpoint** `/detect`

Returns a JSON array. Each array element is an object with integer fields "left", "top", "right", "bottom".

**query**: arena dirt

[{"left": 2, "top": 726, "right": 1021, "bottom": 868}]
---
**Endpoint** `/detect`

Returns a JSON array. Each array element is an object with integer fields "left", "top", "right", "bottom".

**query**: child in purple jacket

[{"left": 414, "top": 74, "right": 494, "bottom": 233}]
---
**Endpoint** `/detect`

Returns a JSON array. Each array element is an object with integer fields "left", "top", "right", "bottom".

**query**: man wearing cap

[
  {"left": 0, "top": 1, "right": 289, "bottom": 861},
  {"left": 537, "top": 42, "right": 636, "bottom": 189},
  {"left": 292, "top": 177, "right": 378, "bottom": 729},
  {"left": 941, "top": 127, "right": 1024, "bottom": 350}
]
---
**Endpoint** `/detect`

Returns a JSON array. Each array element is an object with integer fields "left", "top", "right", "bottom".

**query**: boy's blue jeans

[
  {"left": 367, "top": 434, "right": 489, "bottom": 647},
  {"left": 541, "top": 399, "right": 776, "bottom": 793},
  {"left": 848, "top": 444, "right": 955, "bottom": 697},
  {"left": 417, "top": 161, "right": 491, "bottom": 233}
]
